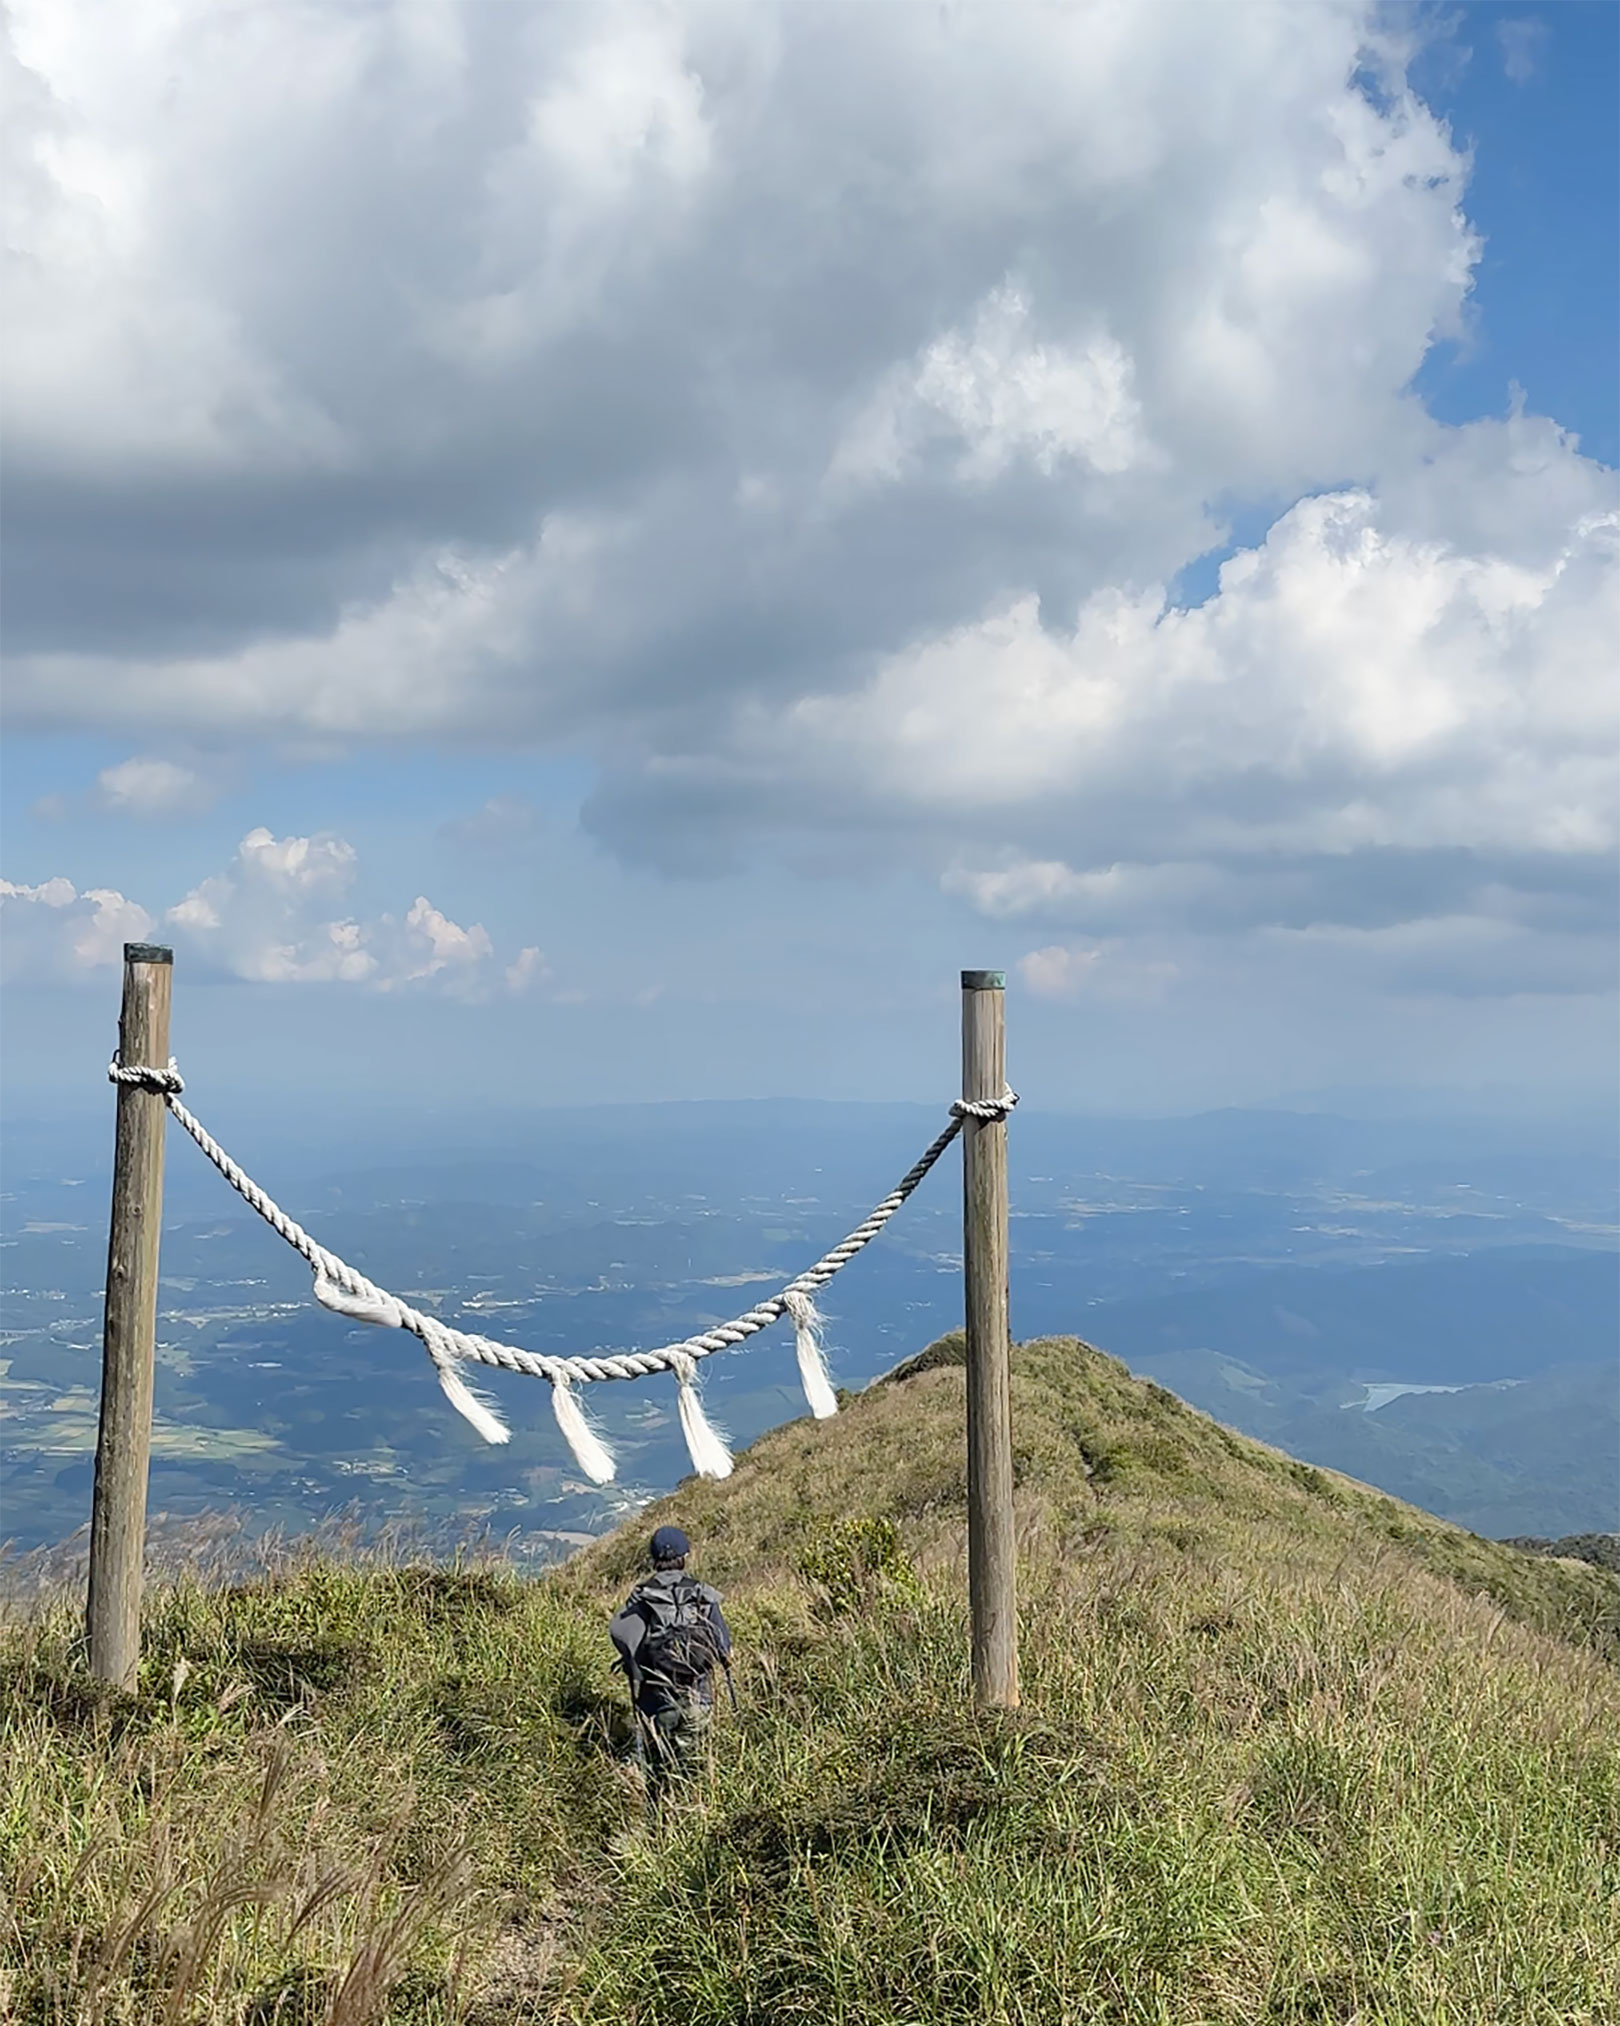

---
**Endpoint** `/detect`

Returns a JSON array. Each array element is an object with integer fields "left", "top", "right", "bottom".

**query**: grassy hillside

[{"left": 3, "top": 1336, "right": 1618, "bottom": 2024}]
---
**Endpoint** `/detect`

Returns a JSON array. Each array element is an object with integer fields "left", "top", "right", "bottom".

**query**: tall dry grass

[{"left": 2, "top": 1540, "right": 625, "bottom": 2024}]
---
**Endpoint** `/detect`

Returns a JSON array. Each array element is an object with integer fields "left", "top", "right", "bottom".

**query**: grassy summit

[{"left": 4, "top": 1337, "right": 1617, "bottom": 2024}]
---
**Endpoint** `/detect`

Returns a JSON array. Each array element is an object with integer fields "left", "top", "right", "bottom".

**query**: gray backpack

[{"left": 631, "top": 1576, "right": 721, "bottom": 1686}]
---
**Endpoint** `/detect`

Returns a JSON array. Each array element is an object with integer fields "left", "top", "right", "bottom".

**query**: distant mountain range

[{"left": 1077, "top": 1250, "right": 1618, "bottom": 1537}]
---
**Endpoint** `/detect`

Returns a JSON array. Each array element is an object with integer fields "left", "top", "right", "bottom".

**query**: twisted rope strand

[{"left": 107, "top": 1058, "right": 1015, "bottom": 1477}]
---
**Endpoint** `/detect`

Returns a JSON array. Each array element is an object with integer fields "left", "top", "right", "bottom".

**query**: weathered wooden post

[
  {"left": 86, "top": 942, "right": 173, "bottom": 1687},
  {"left": 962, "top": 969, "right": 1018, "bottom": 1708}
]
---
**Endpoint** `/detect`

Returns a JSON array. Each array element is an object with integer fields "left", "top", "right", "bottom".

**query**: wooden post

[
  {"left": 86, "top": 943, "right": 173, "bottom": 1688},
  {"left": 962, "top": 969, "right": 1018, "bottom": 1708}
]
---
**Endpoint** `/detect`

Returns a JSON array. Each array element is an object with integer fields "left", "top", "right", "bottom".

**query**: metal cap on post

[
  {"left": 87, "top": 943, "right": 173, "bottom": 1688},
  {"left": 961, "top": 969, "right": 1018, "bottom": 1708}
]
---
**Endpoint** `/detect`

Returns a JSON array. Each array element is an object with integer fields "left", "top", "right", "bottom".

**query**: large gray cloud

[
  {"left": 2, "top": 0, "right": 1476, "bottom": 672},
  {"left": 4, "top": 0, "right": 1615, "bottom": 999}
]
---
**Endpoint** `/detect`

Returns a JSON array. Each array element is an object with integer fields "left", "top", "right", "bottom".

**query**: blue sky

[
  {"left": 1412, "top": 1, "right": 1617, "bottom": 463},
  {"left": 3, "top": 1, "right": 1615, "bottom": 1125}
]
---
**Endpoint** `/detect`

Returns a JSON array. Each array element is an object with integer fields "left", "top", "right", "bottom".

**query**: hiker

[{"left": 609, "top": 1524, "right": 732, "bottom": 1788}]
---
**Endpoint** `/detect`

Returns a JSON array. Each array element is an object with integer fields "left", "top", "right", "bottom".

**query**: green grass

[{"left": 4, "top": 1338, "right": 1617, "bottom": 2023}]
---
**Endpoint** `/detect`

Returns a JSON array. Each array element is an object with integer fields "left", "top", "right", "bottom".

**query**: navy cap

[{"left": 649, "top": 1525, "right": 691, "bottom": 1562}]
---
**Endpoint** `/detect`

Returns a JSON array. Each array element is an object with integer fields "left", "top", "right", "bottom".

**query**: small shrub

[
  {"left": 1135, "top": 1435, "right": 1192, "bottom": 1478},
  {"left": 877, "top": 1330, "right": 967, "bottom": 1385},
  {"left": 1502, "top": 1533, "right": 1620, "bottom": 1574},
  {"left": 794, "top": 1515, "right": 923, "bottom": 1615},
  {"left": 234, "top": 1635, "right": 363, "bottom": 1710},
  {"left": 1244, "top": 1734, "right": 1364, "bottom": 1851},
  {"left": 385, "top": 1565, "right": 521, "bottom": 1625}
]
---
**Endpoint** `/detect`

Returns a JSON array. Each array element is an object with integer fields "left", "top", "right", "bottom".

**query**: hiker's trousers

[{"left": 634, "top": 1685, "right": 713, "bottom": 1784}]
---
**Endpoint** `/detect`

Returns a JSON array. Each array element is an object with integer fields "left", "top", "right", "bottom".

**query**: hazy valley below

[{"left": 4, "top": 1099, "right": 1616, "bottom": 1565}]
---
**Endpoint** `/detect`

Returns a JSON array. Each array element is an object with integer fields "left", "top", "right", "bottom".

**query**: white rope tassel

[
  {"left": 671, "top": 1352, "right": 734, "bottom": 1480},
  {"left": 434, "top": 1359, "right": 511, "bottom": 1446},
  {"left": 550, "top": 1376, "right": 617, "bottom": 1485},
  {"left": 784, "top": 1289, "right": 838, "bottom": 1420}
]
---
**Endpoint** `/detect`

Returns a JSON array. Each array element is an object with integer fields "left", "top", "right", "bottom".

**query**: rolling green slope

[{"left": 4, "top": 1337, "right": 1617, "bottom": 2024}]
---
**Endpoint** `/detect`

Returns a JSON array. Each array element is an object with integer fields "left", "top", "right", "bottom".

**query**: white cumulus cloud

[
  {"left": 504, "top": 945, "right": 550, "bottom": 994},
  {"left": 2, "top": 831, "right": 538, "bottom": 997},
  {"left": 633, "top": 419, "right": 1615, "bottom": 992},
  {"left": 772, "top": 450, "right": 1616, "bottom": 861},
  {"left": 1018, "top": 942, "right": 1179, "bottom": 1004},
  {"left": 96, "top": 756, "right": 216, "bottom": 817},
  {"left": 165, "top": 828, "right": 505, "bottom": 994},
  {"left": 832, "top": 285, "right": 1152, "bottom": 486},
  {"left": 0, "top": 875, "right": 154, "bottom": 980}
]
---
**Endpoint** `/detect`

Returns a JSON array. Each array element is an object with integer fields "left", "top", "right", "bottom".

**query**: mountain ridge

[{"left": 4, "top": 1332, "right": 1616, "bottom": 2024}]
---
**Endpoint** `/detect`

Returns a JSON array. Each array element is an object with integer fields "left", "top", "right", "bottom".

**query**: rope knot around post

[
  {"left": 108, "top": 1058, "right": 186, "bottom": 1094},
  {"left": 950, "top": 1087, "right": 1018, "bottom": 1124}
]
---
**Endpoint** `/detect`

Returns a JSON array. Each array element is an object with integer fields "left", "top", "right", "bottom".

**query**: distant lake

[{"left": 1351, "top": 1379, "right": 1526, "bottom": 1414}]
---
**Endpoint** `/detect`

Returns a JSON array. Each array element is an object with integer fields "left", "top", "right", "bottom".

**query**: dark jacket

[{"left": 609, "top": 1568, "right": 731, "bottom": 1708}]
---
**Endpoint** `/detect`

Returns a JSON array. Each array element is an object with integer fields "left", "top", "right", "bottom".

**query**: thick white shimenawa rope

[{"left": 108, "top": 1058, "right": 1016, "bottom": 1484}]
